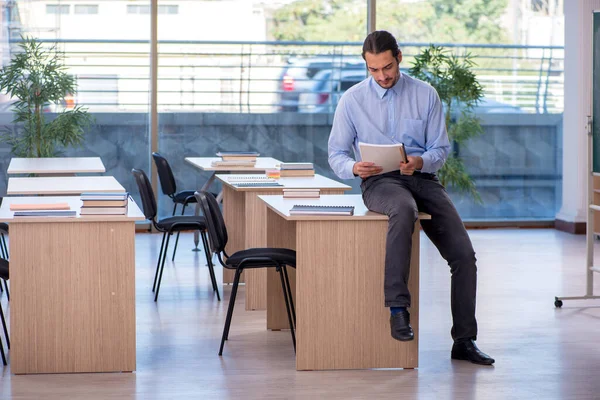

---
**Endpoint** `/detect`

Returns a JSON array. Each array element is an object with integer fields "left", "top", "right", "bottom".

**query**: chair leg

[
  {"left": 1, "top": 233, "right": 8, "bottom": 259},
  {"left": 154, "top": 233, "right": 172, "bottom": 302},
  {"left": 200, "top": 231, "right": 220, "bottom": 301},
  {"left": 2, "top": 280, "right": 8, "bottom": 302},
  {"left": 219, "top": 267, "right": 242, "bottom": 356},
  {"left": 0, "top": 335, "right": 6, "bottom": 366},
  {"left": 0, "top": 303, "right": 8, "bottom": 350},
  {"left": 278, "top": 268, "right": 296, "bottom": 353},
  {"left": 282, "top": 266, "right": 295, "bottom": 327},
  {"left": 153, "top": 232, "right": 167, "bottom": 293},
  {"left": 171, "top": 203, "right": 187, "bottom": 262}
]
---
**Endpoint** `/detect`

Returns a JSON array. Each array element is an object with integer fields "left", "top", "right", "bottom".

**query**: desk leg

[{"left": 193, "top": 172, "right": 217, "bottom": 251}]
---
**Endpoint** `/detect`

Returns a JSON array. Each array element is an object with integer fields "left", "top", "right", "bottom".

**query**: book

[
  {"left": 80, "top": 192, "right": 128, "bottom": 201},
  {"left": 280, "top": 162, "right": 314, "bottom": 170},
  {"left": 227, "top": 175, "right": 276, "bottom": 183},
  {"left": 283, "top": 188, "right": 320, "bottom": 198},
  {"left": 221, "top": 155, "right": 257, "bottom": 161},
  {"left": 81, "top": 199, "right": 128, "bottom": 207},
  {"left": 14, "top": 210, "right": 77, "bottom": 217},
  {"left": 358, "top": 142, "right": 408, "bottom": 174},
  {"left": 10, "top": 202, "right": 71, "bottom": 211},
  {"left": 279, "top": 169, "right": 315, "bottom": 177},
  {"left": 80, "top": 206, "right": 127, "bottom": 215},
  {"left": 289, "top": 205, "right": 354, "bottom": 216},
  {"left": 211, "top": 160, "right": 256, "bottom": 167},
  {"left": 232, "top": 182, "right": 283, "bottom": 187},
  {"left": 216, "top": 151, "right": 260, "bottom": 157}
]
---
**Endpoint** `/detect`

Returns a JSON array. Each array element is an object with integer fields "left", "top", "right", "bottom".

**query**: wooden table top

[
  {"left": 0, "top": 196, "right": 145, "bottom": 223},
  {"left": 185, "top": 157, "right": 281, "bottom": 171},
  {"left": 7, "top": 157, "right": 106, "bottom": 174},
  {"left": 7, "top": 176, "right": 126, "bottom": 195},
  {"left": 217, "top": 174, "right": 352, "bottom": 191},
  {"left": 259, "top": 194, "right": 431, "bottom": 221}
]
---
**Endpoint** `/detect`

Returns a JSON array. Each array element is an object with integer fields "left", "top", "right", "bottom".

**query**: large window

[
  {"left": 0, "top": 0, "right": 565, "bottom": 222},
  {"left": 1, "top": 0, "right": 151, "bottom": 207}
]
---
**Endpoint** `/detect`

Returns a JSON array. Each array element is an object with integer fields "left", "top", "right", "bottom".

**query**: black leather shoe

[
  {"left": 451, "top": 339, "right": 495, "bottom": 365},
  {"left": 389, "top": 310, "right": 414, "bottom": 341}
]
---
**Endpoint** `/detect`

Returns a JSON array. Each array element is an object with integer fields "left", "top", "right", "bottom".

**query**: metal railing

[{"left": 6, "top": 39, "right": 564, "bottom": 114}]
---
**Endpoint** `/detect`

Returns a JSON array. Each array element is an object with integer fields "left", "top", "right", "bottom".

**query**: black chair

[
  {"left": 0, "top": 206, "right": 8, "bottom": 299},
  {"left": 195, "top": 190, "right": 296, "bottom": 356},
  {"left": 152, "top": 152, "right": 200, "bottom": 261},
  {"left": 132, "top": 168, "right": 220, "bottom": 302},
  {"left": 0, "top": 259, "right": 8, "bottom": 365}
]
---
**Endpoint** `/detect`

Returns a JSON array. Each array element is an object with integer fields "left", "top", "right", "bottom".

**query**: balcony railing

[{"left": 4, "top": 39, "right": 564, "bottom": 114}]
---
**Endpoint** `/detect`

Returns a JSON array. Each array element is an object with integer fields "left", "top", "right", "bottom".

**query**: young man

[{"left": 327, "top": 30, "right": 495, "bottom": 365}]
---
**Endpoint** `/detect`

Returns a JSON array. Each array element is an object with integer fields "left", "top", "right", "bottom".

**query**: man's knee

[
  {"left": 387, "top": 203, "right": 418, "bottom": 223},
  {"left": 448, "top": 248, "right": 477, "bottom": 274}
]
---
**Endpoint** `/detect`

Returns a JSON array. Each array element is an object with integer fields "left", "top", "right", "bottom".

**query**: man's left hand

[{"left": 400, "top": 156, "right": 424, "bottom": 176}]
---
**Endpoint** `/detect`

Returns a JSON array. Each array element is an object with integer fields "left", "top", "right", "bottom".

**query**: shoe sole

[
  {"left": 391, "top": 334, "right": 414, "bottom": 342},
  {"left": 451, "top": 353, "right": 495, "bottom": 365}
]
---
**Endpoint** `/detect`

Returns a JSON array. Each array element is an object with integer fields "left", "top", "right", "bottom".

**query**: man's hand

[
  {"left": 399, "top": 156, "right": 424, "bottom": 176},
  {"left": 353, "top": 161, "right": 383, "bottom": 179}
]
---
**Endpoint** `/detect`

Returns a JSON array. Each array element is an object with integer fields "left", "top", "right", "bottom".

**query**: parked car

[
  {"left": 276, "top": 56, "right": 362, "bottom": 112},
  {"left": 298, "top": 68, "right": 523, "bottom": 114},
  {"left": 297, "top": 68, "right": 367, "bottom": 113}
]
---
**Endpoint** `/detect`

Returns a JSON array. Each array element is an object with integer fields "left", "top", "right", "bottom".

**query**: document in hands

[{"left": 358, "top": 142, "right": 408, "bottom": 174}]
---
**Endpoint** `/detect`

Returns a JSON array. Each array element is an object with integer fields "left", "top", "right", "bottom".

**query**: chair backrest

[
  {"left": 152, "top": 152, "right": 177, "bottom": 197},
  {"left": 195, "top": 190, "right": 228, "bottom": 254},
  {"left": 131, "top": 168, "right": 158, "bottom": 221}
]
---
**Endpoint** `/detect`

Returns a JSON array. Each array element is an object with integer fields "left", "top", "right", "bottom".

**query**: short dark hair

[{"left": 362, "top": 30, "right": 400, "bottom": 60}]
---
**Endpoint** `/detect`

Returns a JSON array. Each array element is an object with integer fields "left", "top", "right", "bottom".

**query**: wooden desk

[
  {"left": 185, "top": 157, "right": 282, "bottom": 250},
  {"left": 217, "top": 174, "right": 352, "bottom": 310},
  {"left": 7, "top": 157, "right": 106, "bottom": 175},
  {"left": 7, "top": 176, "right": 125, "bottom": 195},
  {"left": 260, "top": 194, "right": 430, "bottom": 371},
  {"left": 0, "top": 196, "right": 144, "bottom": 374}
]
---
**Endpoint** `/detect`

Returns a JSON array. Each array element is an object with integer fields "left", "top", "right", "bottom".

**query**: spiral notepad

[
  {"left": 227, "top": 175, "right": 275, "bottom": 182},
  {"left": 289, "top": 205, "right": 354, "bottom": 216},
  {"left": 232, "top": 182, "right": 283, "bottom": 187}
]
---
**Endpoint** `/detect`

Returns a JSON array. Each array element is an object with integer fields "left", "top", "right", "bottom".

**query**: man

[{"left": 328, "top": 30, "right": 495, "bottom": 366}]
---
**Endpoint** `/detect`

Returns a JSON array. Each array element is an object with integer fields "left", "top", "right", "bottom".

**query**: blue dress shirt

[{"left": 328, "top": 73, "right": 450, "bottom": 179}]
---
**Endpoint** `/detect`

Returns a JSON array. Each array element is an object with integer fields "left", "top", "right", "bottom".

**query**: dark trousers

[{"left": 361, "top": 171, "right": 478, "bottom": 340}]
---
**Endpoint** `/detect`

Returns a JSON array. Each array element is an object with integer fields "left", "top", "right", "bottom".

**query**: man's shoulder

[
  {"left": 402, "top": 74, "right": 436, "bottom": 93},
  {"left": 339, "top": 76, "right": 372, "bottom": 103}
]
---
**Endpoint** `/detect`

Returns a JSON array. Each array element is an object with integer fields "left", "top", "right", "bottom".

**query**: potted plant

[
  {"left": 0, "top": 37, "right": 92, "bottom": 158},
  {"left": 409, "top": 45, "right": 484, "bottom": 202}
]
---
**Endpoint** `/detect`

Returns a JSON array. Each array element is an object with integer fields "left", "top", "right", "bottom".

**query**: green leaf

[{"left": 0, "top": 36, "right": 92, "bottom": 157}]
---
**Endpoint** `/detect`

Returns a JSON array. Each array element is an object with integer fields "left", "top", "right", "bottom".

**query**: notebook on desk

[
  {"left": 14, "top": 210, "right": 77, "bottom": 217},
  {"left": 227, "top": 175, "right": 276, "bottom": 183},
  {"left": 289, "top": 205, "right": 354, "bottom": 216},
  {"left": 232, "top": 182, "right": 283, "bottom": 188}
]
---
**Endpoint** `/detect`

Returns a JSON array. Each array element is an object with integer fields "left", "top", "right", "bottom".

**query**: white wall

[{"left": 556, "top": 0, "right": 600, "bottom": 226}]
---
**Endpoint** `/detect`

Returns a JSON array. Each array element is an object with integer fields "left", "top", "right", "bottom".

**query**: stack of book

[
  {"left": 279, "top": 162, "right": 315, "bottom": 177},
  {"left": 289, "top": 205, "right": 354, "bottom": 216},
  {"left": 211, "top": 151, "right": 260, "bottom": 168},
  {"left": 283, "top": 188, "right": 320, "bottom": 198},
  {"left": 80, "top": 192, "right": 129, "bottom": 215}
]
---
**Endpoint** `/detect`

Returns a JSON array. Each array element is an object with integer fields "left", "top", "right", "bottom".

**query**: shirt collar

[{"left": 371, "top": 72, "right": 403, "bottom": 99}]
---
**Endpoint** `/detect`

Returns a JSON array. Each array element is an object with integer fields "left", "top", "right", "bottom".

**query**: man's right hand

[{"left": 353, "top": 161, "right": 383, "bottom": 179}]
